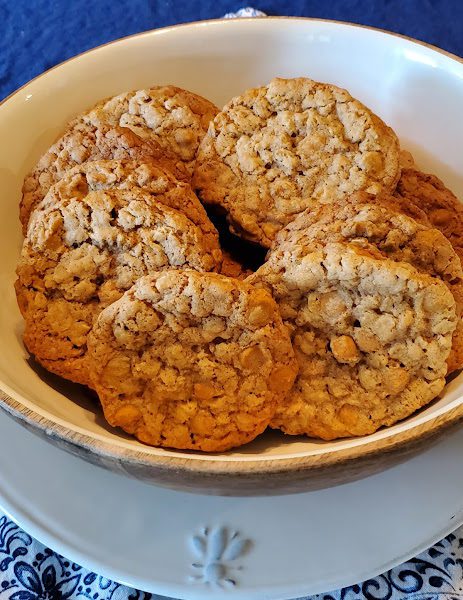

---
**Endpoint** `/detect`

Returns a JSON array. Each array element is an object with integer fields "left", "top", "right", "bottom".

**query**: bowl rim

[{"left": 2, "top": 16, "right": 463, "bottom": 480}]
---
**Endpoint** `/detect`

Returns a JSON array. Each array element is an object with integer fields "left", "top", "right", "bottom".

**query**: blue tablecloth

[
  {"left": 1, "top": 0, "right": 462, "bottom": 101},
  {"left": 2, "top": 2, "right": 463, "bottom": 598}
]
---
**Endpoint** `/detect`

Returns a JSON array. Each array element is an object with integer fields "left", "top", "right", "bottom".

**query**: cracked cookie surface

[
  {"left": 248, "top": 239, "right": 457, "bottom": 440},
  {"left": 20, "top": 120, "right": 188, "bottom": 233},
  {"left": 276, "top": 191, "right": 463, "bottom": 372},
  {"left": 85, "top": 85, "right": 219, "bottom": 179},
  {"left": 16, "top": 188, "right": 222, "bottom": 386},
  {"left": 37, "top": 159, "right": 220, "bottom": 253},
  {"left": 193, "top": 77, "right": 401, "bottom": 247},
  {"left": 87, "top": 270, "right": 298, "bottom": 451},
  {"left": 395, "top": 168, "right": 463, "bottom": 264}
]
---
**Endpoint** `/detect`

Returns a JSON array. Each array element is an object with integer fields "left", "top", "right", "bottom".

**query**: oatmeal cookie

[
  {"left": 395, "top": 168, "right": 463, "bottom": 263},
  {"left": 248, "top": 240, "right": 457, "bottom": 440},
  {"left": 277, "top": 192, "right": 463, "bottom": 372},
  {"left": 21, "top": 120, "right": 188, "bottom": 233},
  {"left": 16, "top": 188, "right": 221, "bottom": 386},
  {"left": 193, "top": 77, "right": 401, "bottom": 247},
  {"left": 399, "top": 150, "right": 416, "bottom": 169},
  {"left": 220, "top": 251, "right": 253, "bottom": 280},
  {"left": 34, "top": 159, "right": 220, "bottom": 252},
  {"left": 87, "top": 270, "right": 298, "bottom": 451},
  {"left": 84, "top": 86, "right": 219, "bottom": 178}
]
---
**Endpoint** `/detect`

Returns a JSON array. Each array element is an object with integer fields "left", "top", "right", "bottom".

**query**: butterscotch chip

[
  {"left": 16, "top": 188, "right": 222, "bottom": 386},
  {"left": 248, "top": 239, "right": 456, "bottom": 440},
  {"left": 87, "top": 270, "right": 298, "bottom": 452},
  {"left": 278, "top": 191, "right": 463, "bottom": 372},
  {"left": 240, "top": 346, "right": 267, "bottom": 370},
  {"left": 84, "top": 86, "right": 219, "bottom": 178},
  {"left": 193, "top": 77, "right": 400, "bottom": 247},
  {"left": 20, "top": 120, "right": 188, "bottom": 233},
  {"left": 330, "top": 336, "right": 360, "bottom": 364},
  {"left": 114, "top": 405, "right": 142, "bottom": 427},
  {"left": 193, "top": 383, "right": 216, "bottom": 402}
]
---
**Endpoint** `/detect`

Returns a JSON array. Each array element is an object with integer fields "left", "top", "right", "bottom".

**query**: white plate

[{"left": 1, "top": 407, "right": 463, "bottom": 599}]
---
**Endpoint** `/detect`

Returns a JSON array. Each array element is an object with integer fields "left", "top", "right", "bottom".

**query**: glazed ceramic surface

[{"left": 1, "top": 405, "right": 463, "bottom": 599}]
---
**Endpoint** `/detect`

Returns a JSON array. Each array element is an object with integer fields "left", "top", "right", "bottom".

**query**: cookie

[
  {"left": 395, "top": 168, "right": 463, "bottom": 263},
  {"left": 87, "top": 270, "right": 298, "bottom": 451},
  {"left": 220, "top": 251, "right": 253, "bottom": 280},
  {"left": 276, "top": 192, "right": 463, "bottom": 372},
  {"left": 278, "top": 192, "right": 463, "bottom": 291},
  {"left": 399, "top": 150, "right": 416, "bottom": 169},
  {"left": 16, "top": 188, "right": 222, "bottom": 386},
  {"left": 193, "top": 77, "right": 401, "bottom": 247},
  {"left": 32, "top": 159, "right": 220, "bottom": 252},
  {"left": 21, "top": 120, "right": 188, "bottom": 233},
  {"left": 84, "top": 85, "right": 219, "bottom": 178},
  {"left": 248, "top": 239, "right": 457, "bottom": 440}
]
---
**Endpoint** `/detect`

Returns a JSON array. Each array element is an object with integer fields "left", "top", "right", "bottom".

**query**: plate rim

[{"left": 1, "top": 408, "right": 463, "bottom": 599}]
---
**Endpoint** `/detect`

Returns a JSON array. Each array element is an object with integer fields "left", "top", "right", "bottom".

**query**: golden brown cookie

[
  {"left": 84, "top": 86, "right": 219, "bottom": 178},
  {"left": 20, "top": 120, "right": 188, "bottom": 233},
  {"left": 248, "top": 239, "right": 457, "bottom": 440},
  {"left": 193, "top": 77, "right": 401, "bottom": 248},
  {"left": 87, "top": 270, "right": 298, "bottom": 451},
  {"left": 219, "top": 251, "right": 253, "bottom": 280},
  {"left": 394, "top": 169, "right": 463, "bottom": 372},
  {"left": 276, "top": 191, "right": 463, "bottom": 372},
  {"left": 30, "top": 159, "right": 220, "bottom": 252},
  {"left": 395, "top": 168, "right": 463, "bottom": 264},
  {"left": 399, "top": 150, "right": 416, "bottom": 169},
  {"left": 16, "top": 188, "right": 222, "bottom": 386}
]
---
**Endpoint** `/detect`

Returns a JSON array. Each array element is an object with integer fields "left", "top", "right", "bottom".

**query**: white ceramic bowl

[{"left": 1, "top": 17, "right": 463, "bottom": 495}]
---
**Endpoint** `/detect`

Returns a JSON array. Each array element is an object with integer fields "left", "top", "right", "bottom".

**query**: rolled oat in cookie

[
  {"left": 248, "top": 239, "right": 457, "bottom": 440},
  {"left": 39, "top": 159, "right": 220, "bottom": 253},
  {"left": 87, "top": 270, "right": 298, "bottom": 452},
  {"left": 84, "top": 86, "right": 219, "bottom": 178},
  {"left": 193, "top": 77, "right": 401, "bottom": 248},
  {"left": 20, "top": 119, "right": 188, "bottom": 233},
  {"left": 15, "top": 188, "right": 222, "bottom": 386},
  {"left": 275, "top": 190, "right": 463, "bottom": 372}
]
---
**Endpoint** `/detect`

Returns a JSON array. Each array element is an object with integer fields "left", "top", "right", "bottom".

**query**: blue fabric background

[{"left": 1, "top": 0, "right": 463, "bottom": 101}]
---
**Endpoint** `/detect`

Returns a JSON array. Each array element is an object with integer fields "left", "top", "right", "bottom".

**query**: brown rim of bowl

[
  {"left": 1, "top": 17, "right": 463, "bottom": 479},
  {"left": 2, "top": 390, "right": 463, "bottom": 478}
]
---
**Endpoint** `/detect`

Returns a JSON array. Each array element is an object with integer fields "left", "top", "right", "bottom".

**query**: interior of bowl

[{"left": 1, "top": 17, "right": 463, "bottom": 463}]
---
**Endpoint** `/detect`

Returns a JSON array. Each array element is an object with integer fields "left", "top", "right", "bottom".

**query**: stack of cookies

[{"left": 15, "top": 78, "right": 463, "bottom": 451}]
